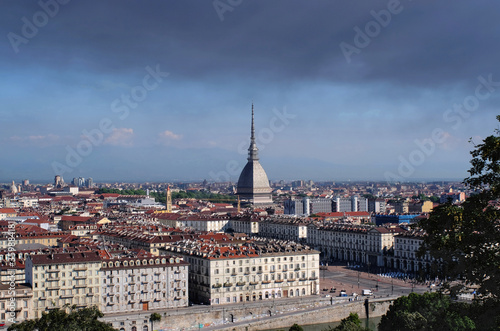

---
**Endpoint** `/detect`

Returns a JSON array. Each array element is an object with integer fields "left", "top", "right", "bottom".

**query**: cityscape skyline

[{"left": 2, "top": 1, "right": 500, "bottom": 182}]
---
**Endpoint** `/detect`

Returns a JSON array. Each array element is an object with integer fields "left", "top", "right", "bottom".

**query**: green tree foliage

[
  {"left": 8, "top": 306, "right": 116, "bottom": 331},
  {"left": 419, "top": 116, "right": 500, "bottom": 300},
  {"left": 428, "top": 196, "right": 440, "bottom": 203},
  {"left": 327, "top": 312, "right": 369, "bottom": 331},
  {"left": 289, "top": 324, "right": 304, "bottom": 331},
  {"left": 378, "top": 293, "right": 475, "bottom": 331},
  {"left": 98, "top": 188, "right": 146, "bottom": 196},
  {"left": 98, "top": 188, "right": 236, "bottom": 204}
]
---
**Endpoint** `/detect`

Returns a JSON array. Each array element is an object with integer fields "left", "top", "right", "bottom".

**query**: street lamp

[
  {"left": 357, "top": 270, "right": 360, "bottom": 289},
  {"left": 391, "top": 278, "right": 394, "bottom": 295}
]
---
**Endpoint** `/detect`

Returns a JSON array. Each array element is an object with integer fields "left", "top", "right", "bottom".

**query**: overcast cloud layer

[{"left": 1, "top": 1, "right": 499, "bottom": 183}]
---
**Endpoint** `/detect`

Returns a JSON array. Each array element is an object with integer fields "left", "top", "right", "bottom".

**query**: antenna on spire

[
  {"left": 248, "top": 103, "right": 259, "bottom": 161},
  {"left": 251, "top": 103, "right": 255, "bottom": 142}
]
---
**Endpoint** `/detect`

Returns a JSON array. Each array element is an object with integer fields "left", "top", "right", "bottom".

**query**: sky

[{"left": 1, "top": 1, "right": 500, "bottom": 183}]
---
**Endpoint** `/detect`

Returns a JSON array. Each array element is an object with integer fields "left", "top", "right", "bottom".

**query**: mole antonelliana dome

[{"left": 236, "top": 105, "right": 273, "bottom": 205}]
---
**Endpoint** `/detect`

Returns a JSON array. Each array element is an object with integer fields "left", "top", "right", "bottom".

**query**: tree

[
  {"left": 149, "top": 312, "right": 161, "bottom": 331},
  {"left": 8, "top": 306, "right": 116, "bottom": 331},
  {"left": 378, "top": 292, "right": 475, "bottom": 331},
  {"left": 289, "top": 324, "right": 304, "bottom": 331},
  {"left": 327, "top": 312, "right": 369, "bottom": 331},
  {"left": 419, "top": 116, "right": 500, "bottom": 300}
]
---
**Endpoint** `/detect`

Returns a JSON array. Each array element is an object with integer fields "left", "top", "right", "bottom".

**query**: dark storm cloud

[{"left": 3, "top": 1, "right": 500, "bottom": 88}]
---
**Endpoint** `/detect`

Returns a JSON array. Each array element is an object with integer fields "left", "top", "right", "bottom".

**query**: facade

[
  {"left": 408, "top": 200, "right": 433, "bottom": 213},
  {"left": 284, "top": 198, "right": 333, "bottom": 216},
  {"left": 258, "top": 218, "right": 310, "bottom": 242},
  {"left": 236, "top": 106, "right": 273, "bottom": 206},
  {"left": 25, "top": 251, "right": 102, "bottom": 319},
  {"left": 164, "top": 238, "right": 320, "bottom": 305},
  {"left": 229, "top": 216, "right": 259, "bottom": 235},
  {"left": 390, "top": 229, "right": 432, "bottom": 274},
  {"left": 158, "top": 215, "right": 231, "bottom": 232},
  {"left": 0, "top": 284, "right": 33, "bottom": 324},
  {"left": 99, "top": 251, "right": 189, "bottom": 314},
  {"left": 368, "top": 198, "right": 387, "bottom": 213},
  {"left": 332, "top": 196, "right": 368, "bottom": 212},
  {"left": 307, "top": 223, "right": 406, "bottom": 269},
  {"left": 393, "top": 200, "right": 409, "bottom": 214}
]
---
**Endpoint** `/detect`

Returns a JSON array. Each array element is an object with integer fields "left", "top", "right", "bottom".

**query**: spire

[{"left": 248, "top": 103, "right": 259, "bottom": 161}]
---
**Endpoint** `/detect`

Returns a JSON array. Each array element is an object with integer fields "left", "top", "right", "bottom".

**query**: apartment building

[
  {"left": 307, "top": 224, "right": 370, "bottom": 264},
  {"left": 157, "top": 214, "right": 231, "bottom": 232},
  {"left": 99, "top": 250, "right": 189, "bottom": 314},
  {"left": 258, "top": 218, "right": 310, "bottom": 242},
  {"left": 391, "top": 229, "right": 432, "bottom": 274},
  {"left": 0, "top": 284, "right": 33, "bottom": 323},
  {"left": 229, "top": 215, "right": 260, "bottom": 235},
  {"left": 25, "top": 251, "right": 102, "bottom": 319},
  {"left": 164, "top": 238, "right": 320, "bottom": 305}
]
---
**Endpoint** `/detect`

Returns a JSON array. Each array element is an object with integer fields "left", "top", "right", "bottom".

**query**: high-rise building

[
  {"left": 333, "top": 196, "right": 368, "bottom": 212},
  {"left": 236, "top": 105, "right": 273, "bottom": 206}
]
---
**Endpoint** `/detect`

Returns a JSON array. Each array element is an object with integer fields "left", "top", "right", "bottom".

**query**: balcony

[
  {"left": 299, "top": 278, "right": 307, "bottom": 282},
  {"left": 60, "top": 294, "right": 73, "bottom": 299},
  {"left": 46, "top": 270, "right": 60, "bottom": 273},
  {"left": 257, "top": 271, "right": 263, "bottom": 274},
  {"left": 288, "top": 278, "right": 296, "bottom": 282},
  {"left": 309, "top": 277, "right": 318, "bottom": 280},
  {"left": 74, "top": 284, "right": 87, "bottom": 288},
  {"left": 46, "top": 278, "right": 60, "bottom": 282},
  {"left": 262, "top": 281, "right": 271, "bottom": 284},
  {"left": 269, "top": 270, "right": 275, "bottom": 273},
  {"left": 174, "top": 270, "right": 181, "bottom": 274},
  {"left": 231, "top": 273, "right": 237, "bottom": 276},
  {"left": 275, "top": 280, "right": 283, "bottom": 283},
  {"left": 74, "top": 276, "right": 86, "bottom": 280},
  {"left": 74, "top": 267, "right": 87, "bottom": 271},
  {"left": 236, "top": 282, "right": 246, "bottom": 286},
  {"left": 223, "top": 283, "right": 233, "bottom": 287},
  {"left": 249, "top": 281, "right": 258, "bottom": 285},
  {"left": 212, "top": 284, "right": 222, "bottom": 288}
]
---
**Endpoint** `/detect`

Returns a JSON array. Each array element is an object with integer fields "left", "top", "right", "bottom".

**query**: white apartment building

[
  {"left": 164, "top": 238, "right": 320, "bottom": 305},
  {"left": 0, "top": 284, "right": 33, "bottom": 324},
  {"left": 307, "top": 223, "right": 407, "bottom": 269},
  {"left": 229, "top": 216, "right": 259, "bottom": 234},
  {"left": 158, "top": 215, "right": 231, "bottom": 232},
  {"left": 25, "top": 251, "right": 102, "bottom": 319},
  {"left": 391, "top": 229, "right": 432, "bottom": 274},
  {"left": 258, "top": 218, "right": 310, "bottom": 242},
  {"left": 99, "top": 251, "right": 189, "bottom": 314}
]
